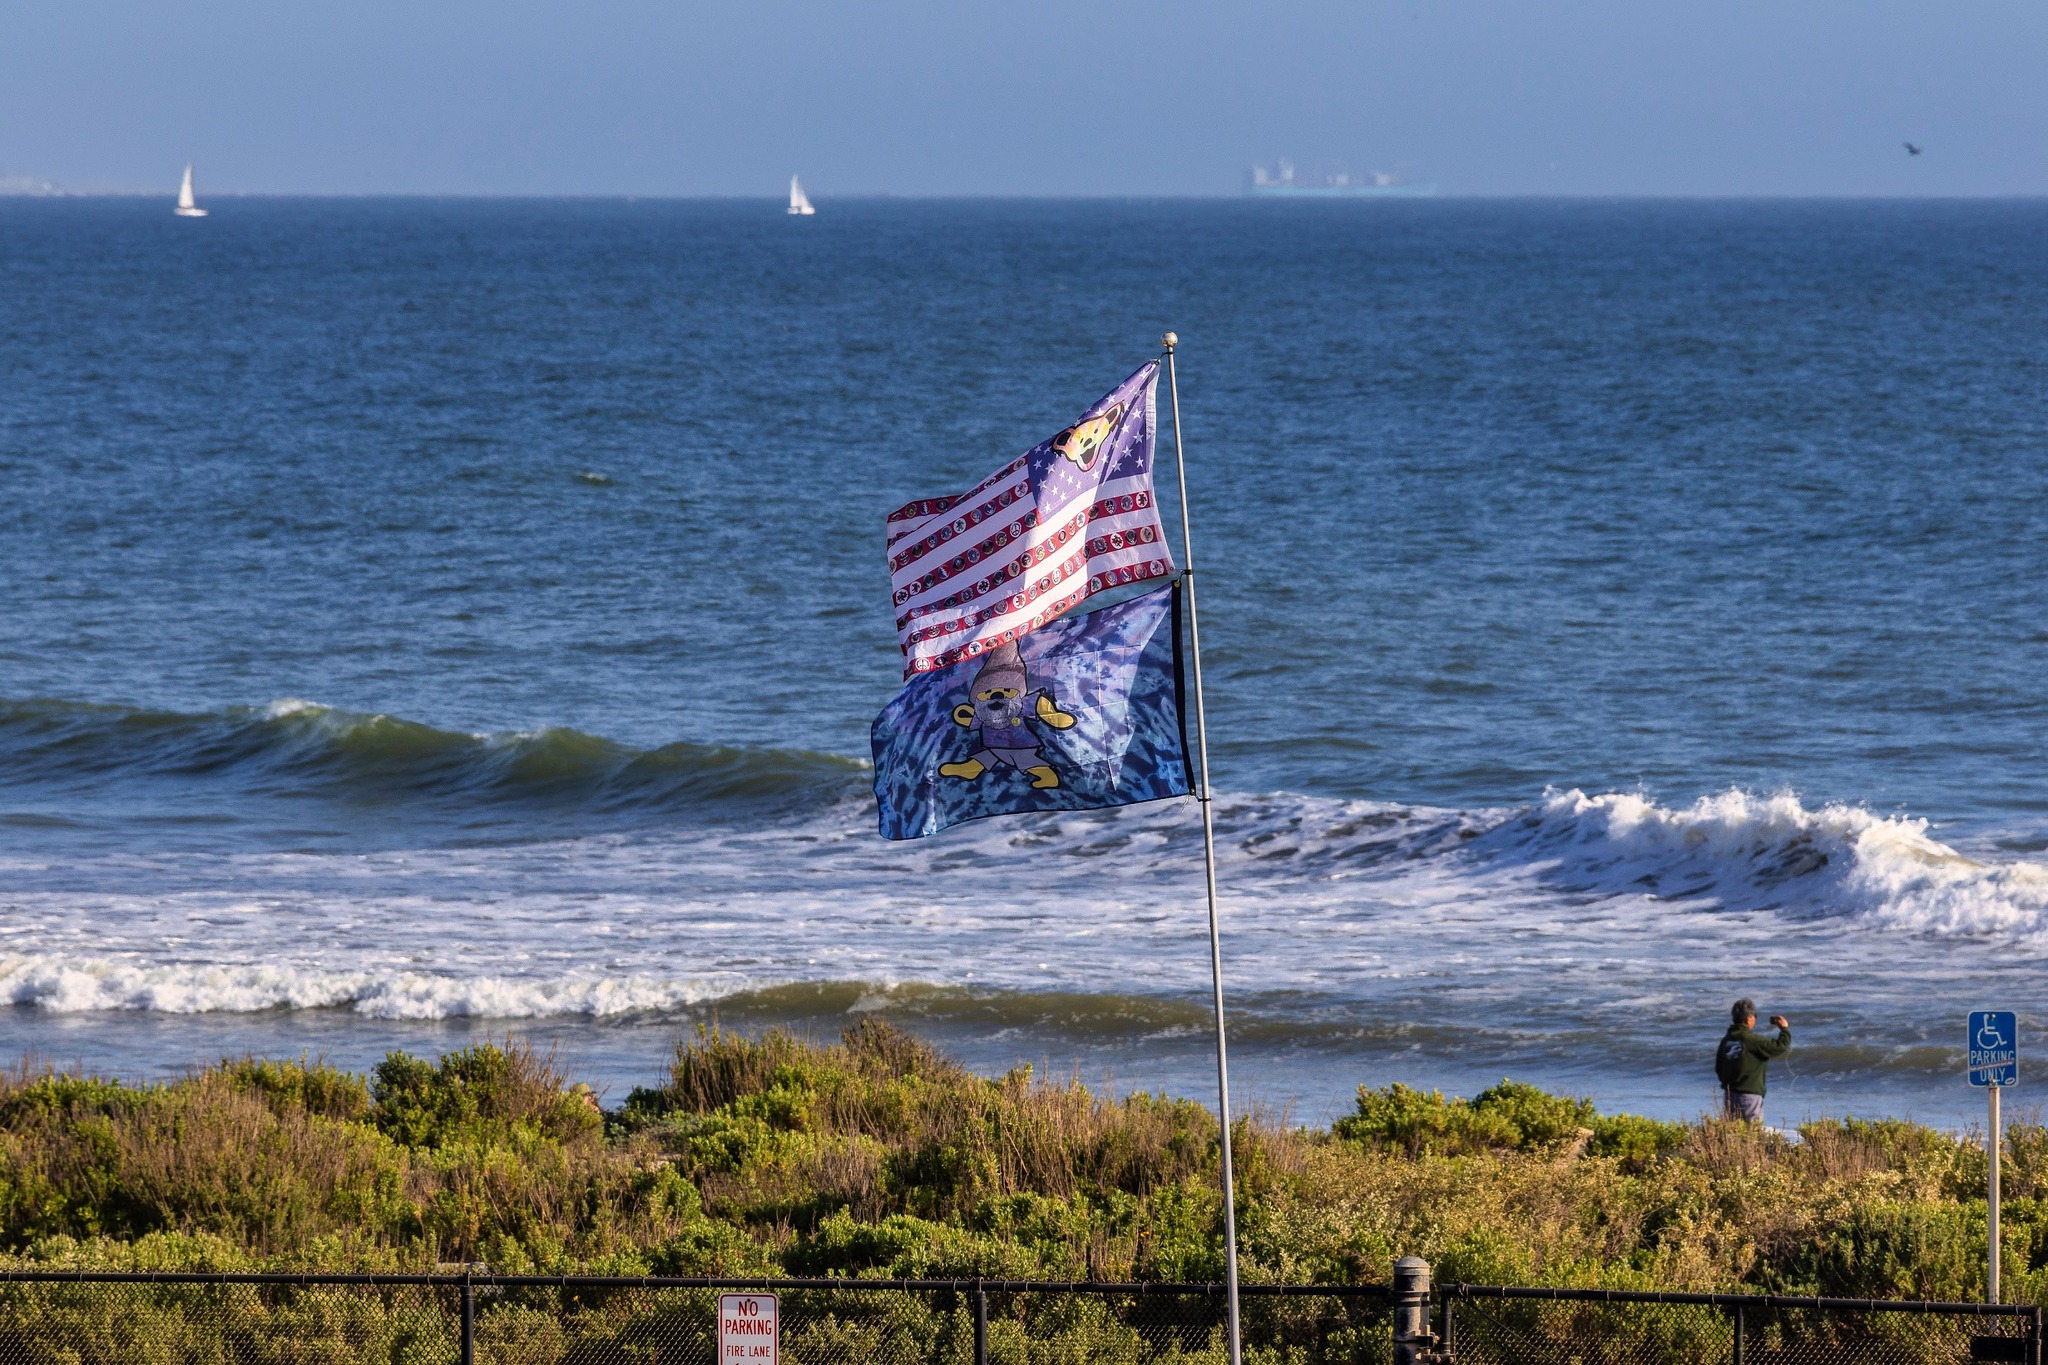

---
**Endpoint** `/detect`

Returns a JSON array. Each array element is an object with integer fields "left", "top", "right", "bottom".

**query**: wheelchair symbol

[{"left": 1979, "top": 1018, "right": 2010, "bottom": 1052}]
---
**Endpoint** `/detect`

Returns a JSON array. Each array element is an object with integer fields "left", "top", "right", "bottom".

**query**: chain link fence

[
  {"left": 0, "top": 1275, "right": 458, "bottom": 1365},
  {"left": 4, "top": 1271, "right": 2038, "bottom": 1364},
  {"left": 1441, "top": 1285, "right": 2043, "bottom": 1365},
  {"left": 0, "top": 1273, "right": 1392, "bottom": 1365}
]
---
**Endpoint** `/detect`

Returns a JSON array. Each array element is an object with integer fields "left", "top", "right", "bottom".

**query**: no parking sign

[{"left": 719, "top": 1293, "right": 778, "bottom": 1365}]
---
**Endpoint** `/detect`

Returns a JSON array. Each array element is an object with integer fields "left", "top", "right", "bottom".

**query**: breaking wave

[
  {"left": 1196, "top": 786, "right": 2048, "bottom": 944},
  {"left": 0, "top": 696, "right": 867, "bottom": 819},
  {"left": 0, "top": 961, "right": 1241, "bottom": 1033},
  {"left": 6, "top": 786, "right": 2044, "bottom": 1027},
  {"left": 0, "top": 954, "right": 753, "bottom": 1018},
  {"left": 1471, "top": 788, "right": 2048, "bottom": 939},
  {"left": 1196, "top": 785, "right": 2048, "bottom": 945},
  {"left": 7, "top": 694, "right": 2048, "bottom": 1038}
]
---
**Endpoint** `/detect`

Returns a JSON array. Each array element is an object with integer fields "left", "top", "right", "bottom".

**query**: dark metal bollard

[{"left": 1392, "top": 1257, "right": 1448, "bottom": 1365}]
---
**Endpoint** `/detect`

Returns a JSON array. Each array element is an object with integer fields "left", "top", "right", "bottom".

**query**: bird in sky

[{"left": 1904, "top": 142, "right": 1923, "bottom": 156}]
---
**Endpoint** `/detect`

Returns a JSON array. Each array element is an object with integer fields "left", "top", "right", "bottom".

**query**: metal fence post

[
  {"left": 460, "top": 1272, "right": 474, "bottom": 1365},
  {"left": 974, "top": 1278, "right": 988, "bottom": 1365},
  {"left": 1731, "top": 1301, "right": 1743, "bottom": 1365},
  {"left": 1392, "top": 1257, "right": 1435, "bottom": 1365}
]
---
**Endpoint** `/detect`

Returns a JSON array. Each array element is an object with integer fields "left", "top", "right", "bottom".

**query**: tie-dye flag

[{"left": 871, "top": 584, "right": 1190, "bottom": 840}]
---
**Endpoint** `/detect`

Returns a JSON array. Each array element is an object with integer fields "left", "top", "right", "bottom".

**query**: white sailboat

[
  {"left": 175, "top": 164, "right": 207, "bottom": 218},
  {"left": 787, "top": 175, "right": 814, "bottom": 216}
]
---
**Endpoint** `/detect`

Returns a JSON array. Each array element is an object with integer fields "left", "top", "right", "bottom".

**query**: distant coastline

[
  {"left": 0, "top": 175, "right": 165, "bottom": 197},
  {"left": 13, "top": 185, "right": 2048, "bottom": 200}
]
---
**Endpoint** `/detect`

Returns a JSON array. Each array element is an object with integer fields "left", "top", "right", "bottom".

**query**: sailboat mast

[{"left": 174, "top": 164, "right": 206, "bottom": 217}]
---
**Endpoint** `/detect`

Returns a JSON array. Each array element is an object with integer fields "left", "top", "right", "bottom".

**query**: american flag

[{"left": 886, "top": 362, "right": 1177, "bottom": 678}]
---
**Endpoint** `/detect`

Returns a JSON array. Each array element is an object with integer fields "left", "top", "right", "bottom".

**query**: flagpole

[{"left": 1161, "top": 332, "right": 1243, "bottom": 1365}]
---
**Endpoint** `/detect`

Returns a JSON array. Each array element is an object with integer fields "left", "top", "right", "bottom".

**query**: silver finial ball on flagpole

[{"left": 1161, "top": 331, "right": 1178, "bottom": 352}]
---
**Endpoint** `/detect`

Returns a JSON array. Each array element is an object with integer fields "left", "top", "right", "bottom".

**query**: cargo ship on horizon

[{"left": 1246, "top": 161, "right": 1437, "bottom": 198}]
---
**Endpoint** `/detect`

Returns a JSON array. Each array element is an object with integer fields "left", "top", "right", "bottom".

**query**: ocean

[{"left": 4, "top": 196, "right": 2046, "bottom": 1127}]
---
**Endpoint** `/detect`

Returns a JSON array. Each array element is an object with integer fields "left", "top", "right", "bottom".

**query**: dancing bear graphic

[
  {"left": 938, "top": 640, "right": 1077, "bottom": 789},
  {"left": 1049, "top": 401, "right": 1126, "bottom": 473}
]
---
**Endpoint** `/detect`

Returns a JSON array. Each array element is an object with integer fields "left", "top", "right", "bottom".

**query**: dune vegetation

[{"left": 0, "top": 1019, "right": 2041, "bottom": 1308}]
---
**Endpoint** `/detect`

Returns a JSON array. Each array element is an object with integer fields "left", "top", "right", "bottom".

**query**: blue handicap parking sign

[{"left": 1969, "top": 1011, "right": 2018, "bottom": 1087}]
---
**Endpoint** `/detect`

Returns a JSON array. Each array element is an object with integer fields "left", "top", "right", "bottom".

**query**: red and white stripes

[{"left": 885, "top": 368, "right": 1175, "bottom": 678}]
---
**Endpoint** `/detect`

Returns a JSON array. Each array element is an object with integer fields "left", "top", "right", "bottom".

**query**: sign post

[
  {"left": 718, "top": 1293, "right": 778, "bottom": 1365},
  {"left": 1967, "top": 1011, "right": 2017, "bottom": 1304}
]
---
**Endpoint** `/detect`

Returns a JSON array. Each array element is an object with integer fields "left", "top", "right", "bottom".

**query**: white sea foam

[
  {"left": 0, "top": 954, "right": 760, "bottom": 1019},
  {"left": 4, "top": 786, "right": 2045, "bottom": 1036},
  {"left": 1466, "top": 788, "right": 2048, "bottom": 939},
  {"left": 2, "top": 956, "right": 372, "bottom": 1013}
]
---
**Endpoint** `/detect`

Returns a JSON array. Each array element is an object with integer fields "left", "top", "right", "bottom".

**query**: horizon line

[{"left": 6, "top": 189, "right": 2048, "bottom": 203}]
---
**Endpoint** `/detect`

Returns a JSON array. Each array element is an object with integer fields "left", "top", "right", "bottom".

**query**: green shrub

[
  {"left": 785, "top": 1209, "right": 970, "bottom": 1276},
  {"left": 369, "top": 1044, "right": 600, "bottom": 1151},
  {"left": 1331, "top": 1083, "right": 1467, "bottom": 1155},
  {"left": 1590, "top": 1113, "right": 1690, "bottom": 1163},
  {"left": 1333, "top": 1079, "right": 1601, "bottom": 1156},
  {"left": 1468, "top": 1080, "right": 1598, "bottom": 1148},
  {"left": 0, "top": 1075, "right": 139, "bottom": 1125},
  {"left": 1764, "top": 1200, "right": 1984, "bottom": 1300},
  {"left": 222, "top": 1058, "right": 370, "bottom": 1121},
  {"left": 3, "top": 1025, "right": 2040, "bottom": 1319},
  {"left": 662, "top": 1112, "right": 792, "bottom": 1173}
]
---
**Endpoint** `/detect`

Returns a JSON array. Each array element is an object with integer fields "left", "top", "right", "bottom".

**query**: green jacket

[{"left": 1721, "top": 1024, "right": 1791, "bottom": 1095}]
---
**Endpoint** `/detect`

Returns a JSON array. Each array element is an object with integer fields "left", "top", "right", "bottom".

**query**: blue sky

[{"left": 3, "top": 0, "right": 2042, "bottom": 196}]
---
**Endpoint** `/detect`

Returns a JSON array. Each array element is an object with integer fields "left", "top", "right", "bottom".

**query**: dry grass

[
  {"left": 0, "top": 1047, "right": 702, "bottom": 1267},
  {"left": 645, "top": 1019, "right": 1289, "bottom": 1218},
  {"left": 5, "top": 1024, "right": 2047, "bottom": 1306}
]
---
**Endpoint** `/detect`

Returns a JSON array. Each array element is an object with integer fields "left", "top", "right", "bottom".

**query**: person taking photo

[{"left": 1715, "top": 998, "right": 1791, "bottom": 1122}]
